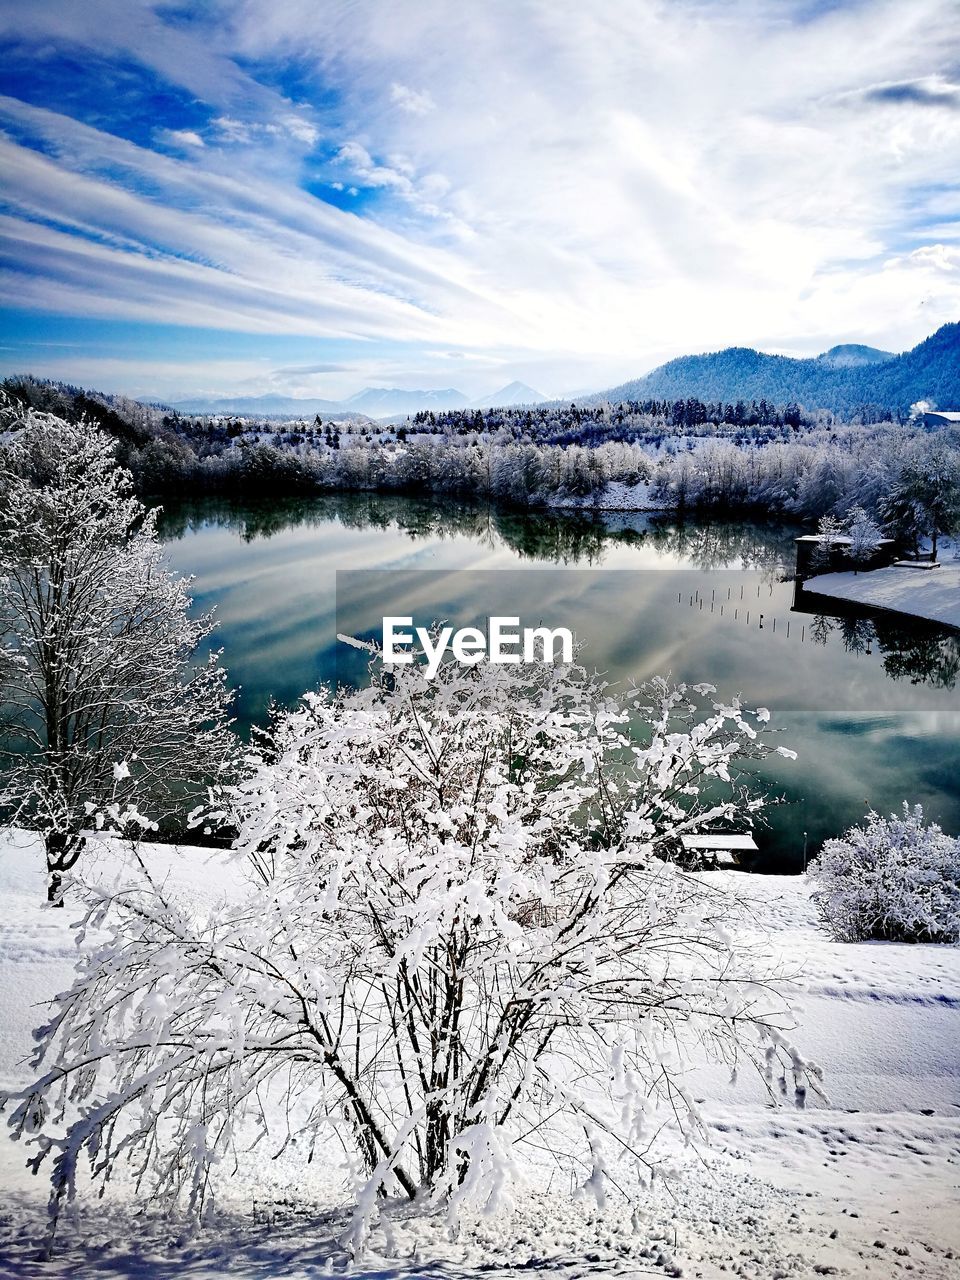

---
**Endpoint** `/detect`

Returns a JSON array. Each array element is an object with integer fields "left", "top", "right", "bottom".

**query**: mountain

[
  {"left": 169, "top": 393, "right": 347, "bottom": 416},
  {"left": 470, "top": 381, "right": 547, "bottom": 408},
  {"left": 345, "top": 387, "right": 469, "bottom": 416},
  {"left": 169, "top": 381, "right": 550, "bottom": 419},
  {"left": 816, "top": 344, "right": 894, "bottom": 368},
  {"left": 170, "top": 388, "right": 470, "bottom": 419},
  {"left": 591, "top": 323, "right": 960, "bottom": 414}
]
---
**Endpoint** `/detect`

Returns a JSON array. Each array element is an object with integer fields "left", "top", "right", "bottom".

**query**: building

[
  {"left": 794, "top": 533, "right": 895, "bottom": 580},
  {"left": 922, "top": 410, "right": 960, "bottom": 428}
]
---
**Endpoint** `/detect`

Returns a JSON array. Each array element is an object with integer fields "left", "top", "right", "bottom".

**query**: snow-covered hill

[{"left": 0, "top": 833, "right": 957, "bottom": 1278}]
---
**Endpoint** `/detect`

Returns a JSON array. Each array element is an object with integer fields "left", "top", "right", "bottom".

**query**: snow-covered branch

[{"left": 8, "top": 647, "right": 819, "bottom": 1249}]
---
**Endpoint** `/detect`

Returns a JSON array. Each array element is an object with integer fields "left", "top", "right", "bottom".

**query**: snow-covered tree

[
  {"left": 845, "top": 506, "right": 883, "bottom": 564},
  {"left": 9, "top": 648, "right": 816, "bottom": 1251},
  {"left": 811, "top": 514, "right": 844, "bottom": 569},
  {"left": 810, "top": 804, "right": 960, "bottom": 943},
  {"left": 0, "top": 411, "right": 235, "bottom": 902},
  {"left": 880, "top": 437, "right": 960, "bottom": 561}
]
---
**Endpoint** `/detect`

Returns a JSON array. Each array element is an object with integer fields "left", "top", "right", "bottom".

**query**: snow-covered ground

[
  {"left": 804, "top": 538, "right": 960, "bottom": 630},
  {"left": 548, "top": 481, "right": 672, "bottom": 512},
  {"left": 0, "top": 831, "right": 958, "bottom": 1278},
  {"left": 804, "top": 563, "right": 960, "bottom": 630}
]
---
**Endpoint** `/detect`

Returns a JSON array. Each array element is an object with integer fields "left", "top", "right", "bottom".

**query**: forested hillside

[{"left": 594, "top": 323, "right": 960, "bottom": 415}]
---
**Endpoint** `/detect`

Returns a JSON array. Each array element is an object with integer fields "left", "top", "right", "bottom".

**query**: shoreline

[{"left": 802, "top": 561, "right": 960, "bottom": 631}]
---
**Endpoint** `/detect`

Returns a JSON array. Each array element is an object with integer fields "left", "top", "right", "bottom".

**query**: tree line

[{"left": 3, "top": 376, "right": 957, "bottom": 554}]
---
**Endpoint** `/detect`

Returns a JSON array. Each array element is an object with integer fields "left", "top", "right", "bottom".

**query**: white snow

[
  {"left": 0, "top": 833, "right": 958, "bottom": 1278},
  {"left": 804, "top": 561, "right": 960, "bottom": 629},
  {"left": 547, "top": 480, "right": 672, "bottom": 512}
]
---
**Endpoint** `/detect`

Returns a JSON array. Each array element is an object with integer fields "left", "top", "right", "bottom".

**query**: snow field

[{"left": 0, "top": 835, "right": 957, "bottom": 1278}]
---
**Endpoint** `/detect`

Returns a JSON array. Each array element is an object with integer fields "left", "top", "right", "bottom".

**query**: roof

[
  {"left": 679, "top": 834, "right": 759, "bottom": 851},
  {"left": 923, "top": 410, "right": 960, "bottom": 422}
]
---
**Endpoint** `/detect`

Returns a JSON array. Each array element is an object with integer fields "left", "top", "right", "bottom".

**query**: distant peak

[
  {"left": 816, "top": 344, "right": 894, "bottom": 368},
  {"left": 585, "top": 322, "right": 960, "bottom": 415},
  {"left": 472, "top": 381, "right": 547, "bottom": 408}
]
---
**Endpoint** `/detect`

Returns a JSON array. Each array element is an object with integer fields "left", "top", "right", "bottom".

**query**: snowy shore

[
  {"left": 546, "top": 480, "right": 673, "bottom": 512},
  {"left": 0, "top": 832, "right": 957, "bottom": 1278},
  {"left": 804, "top": 560, "right": 960, "bottom": 630}
]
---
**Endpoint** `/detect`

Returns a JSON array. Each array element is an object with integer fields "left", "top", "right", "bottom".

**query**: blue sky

[{"left": 0, "top": 0, "right": 959, "bottom": 403}]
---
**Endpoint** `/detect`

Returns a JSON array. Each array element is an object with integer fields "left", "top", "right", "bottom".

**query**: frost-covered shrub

[
  {"left": 810, "top": 805, "right": 960, "bottom": 943},
  {"left": 9, "top": 652, "right": 816, "bottom": 1252}
]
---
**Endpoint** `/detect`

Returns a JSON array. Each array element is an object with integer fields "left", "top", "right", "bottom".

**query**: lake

[{"left": 159, "top": 493, "right": 960, "bottom": 871}]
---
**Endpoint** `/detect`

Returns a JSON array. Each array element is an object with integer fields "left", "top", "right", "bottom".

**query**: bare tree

[{"left": 0, "top": 410, "right": 235, "bottom": 902}]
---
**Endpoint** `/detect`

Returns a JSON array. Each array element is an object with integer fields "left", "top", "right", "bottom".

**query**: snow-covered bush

[
  {"left": 810, "top": 805, "right": 960, "bottom": 943},
  {"left": 9, "top": 652, "right": 816, "bottom": 1250}
]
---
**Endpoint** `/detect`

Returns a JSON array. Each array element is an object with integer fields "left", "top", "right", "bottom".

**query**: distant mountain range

[
  {"left": 348, "top": 387, "right": 466, "bottom": 416},
  {"left": 590, "top": 323, "right": 960, "bottom": 414},
  {"left": 170, "top": 380, "right": 547, "bottom": 419},
  {"left": 170, "top": 393, "right": 348, "bottom": 417}
]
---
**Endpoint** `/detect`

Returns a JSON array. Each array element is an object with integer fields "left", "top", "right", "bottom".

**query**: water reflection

[
  {"left": 158, "top": 492, "right": 795, "bottom": 574},
  {"left": 795, "top": 609, "right": 959, "bottom": 689},
  {"left": 157, "top": 494, "right": 960, "bottom": 871}
]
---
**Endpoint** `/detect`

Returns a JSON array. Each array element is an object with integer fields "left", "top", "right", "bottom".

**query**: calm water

[{"left": 159, "top": 494, "right": 960, "bottom": 870}]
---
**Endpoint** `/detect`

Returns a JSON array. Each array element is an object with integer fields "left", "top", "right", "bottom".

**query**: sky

[{"left": 0, "top": 0, "right": 959, "bottom": 404}]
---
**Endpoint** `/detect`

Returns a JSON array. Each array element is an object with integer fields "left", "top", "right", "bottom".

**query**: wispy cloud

[
  {"left": 211, "top": 113, "right": 320, "bottom": 147},
  {"left": 858, "top": 77, "right": 960, "bottom": 109},
  {"left": 157, "top": 128, "right": 205, "bottom": 149},
  {"left": 1, "top": 0, "right": 959, "bottom": 400}
]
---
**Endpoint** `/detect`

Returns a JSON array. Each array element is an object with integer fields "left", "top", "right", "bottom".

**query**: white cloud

[
  {"left": 886, "top": 243, "right": 960, "bottom": 274},
  {"left": 2, "top": 0, "right": 960, "bottom": 394},
  {"left": 212, "top": 115, "right": 254, "bottom": 144},
  {"left": 335, "top": 140, "right": 461, "bottom": 224},
  {"left": 336, "top": 141, "right": 411, "bottom": 191},
  {"left": 211, "top": 112, "right": 319, "bottom": 148},
  {"left": 281, "top": 114, "right": 320, "bottom": 146},
  {"left": 220, "top": 0, "right": 960, "bottom": 356},
  {"left": 390, "top": 83, "right": 435, "bottom": 116},
  {"left": 158, "top": 128, "right": 205, "bottom": 149}
]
